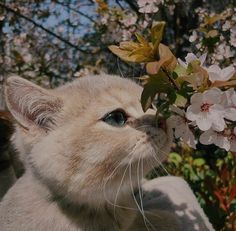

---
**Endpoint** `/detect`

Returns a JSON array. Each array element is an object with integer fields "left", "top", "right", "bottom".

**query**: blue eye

[{"left": 102, "top": 110, "right": 127, "bottom": 127}]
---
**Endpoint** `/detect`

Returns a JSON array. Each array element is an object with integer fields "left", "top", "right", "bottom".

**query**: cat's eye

[{"left": 102, "top": 109, "right": 127, "bottom": 127}]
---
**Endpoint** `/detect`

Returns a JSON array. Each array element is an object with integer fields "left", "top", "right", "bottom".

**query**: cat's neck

[{"left": 27, "top": 171, "right": 137, "bottom": 231}]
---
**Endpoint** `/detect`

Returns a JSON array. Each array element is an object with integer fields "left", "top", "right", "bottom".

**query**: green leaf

[
  {"left": 193, "top": 158, "right": 206, "bottom": 167},
  {"left": 141, "top": 70, "right": 174, "bottom": 112},
  {"left": 174, "top": 94, "right": 187, "bottom": 107},
  {"left": 230, "top": 199, "right": 236, "bottom": 212},
  {"left": 174, "top": 65, "right": 187, "bottom": 77},
  {"left": 168, "top": 152, "right": 183, "bottom": 166}
]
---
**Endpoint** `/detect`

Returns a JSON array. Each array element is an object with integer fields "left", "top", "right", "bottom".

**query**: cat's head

[{"left": 5, "top": 74, "right": 172, "bottom": 207}]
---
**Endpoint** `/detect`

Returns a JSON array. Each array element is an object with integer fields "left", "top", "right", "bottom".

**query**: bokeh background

[{"left": 0, "top": 1, "right": 235, "bottom": 230}]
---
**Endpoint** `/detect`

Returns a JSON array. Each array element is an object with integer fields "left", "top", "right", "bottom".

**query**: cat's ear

[{"left": 4, "top": 76, "right": 62, "bottom": 130}]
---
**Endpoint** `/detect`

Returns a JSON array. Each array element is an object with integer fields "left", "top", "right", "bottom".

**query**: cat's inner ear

[{"left": 4, "top": 76, "right": 62, "bottom": 130}]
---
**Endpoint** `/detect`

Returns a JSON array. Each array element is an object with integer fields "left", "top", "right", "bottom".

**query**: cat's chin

[{"left": 61, "top": 162, "right": 156, "bottom": 209}]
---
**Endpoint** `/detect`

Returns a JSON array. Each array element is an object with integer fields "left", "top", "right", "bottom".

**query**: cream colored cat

[{"left": 0, "top": 74, "right": 214, "bottom": 231}]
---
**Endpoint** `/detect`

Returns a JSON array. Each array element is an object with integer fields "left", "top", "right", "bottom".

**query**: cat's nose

[{"left": 127, "top": 114, "right": 167, "bottom": 133}]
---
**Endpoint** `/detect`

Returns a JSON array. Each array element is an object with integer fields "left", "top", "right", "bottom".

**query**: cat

[{"left": 0, "top": 74, "right": 180, "bottom": 230}]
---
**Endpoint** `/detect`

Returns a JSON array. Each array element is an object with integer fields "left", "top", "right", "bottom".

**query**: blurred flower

[
  {"left": 178, "top": 53, "right": 207, "bottom": 68},
  {"left": 186, "top": 88, "right": 226, "bottom": 131},
  {"left": 222, "top": 21, "right": 231, "bottom": 31},
  {"left": 221, "top": 88, "right": 236, "bottom": 121},
  {"left": 121, "top": 15, "right": 137, "bottom": 27},
  {"left": 207, "top": 65, "right": 235, "bottom": 83},
  {"left": 200, "top": 128, "right": 236, "bottom": 151},
  {"left": 169, "top": 115, "right": 196, "bottom": 149},
  {"left": 101, "top": 14, "right": 109, "bottom": 25},
  {"left": 122, "top": 30, "right": 132, "bottom": 41},
  {"left": 189, "top": 31, "right": 198, "bottom": 42},
  {"left": 74, "top": 68, "right": 90, "bottom": 78},
  {"left": 137, "top": 0, "right": 163, "bottom": 14}
]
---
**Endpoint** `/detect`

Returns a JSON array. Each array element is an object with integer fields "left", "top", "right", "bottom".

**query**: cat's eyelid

[{"left": 100, "top": 108, "right": 130, "bottom": 121}]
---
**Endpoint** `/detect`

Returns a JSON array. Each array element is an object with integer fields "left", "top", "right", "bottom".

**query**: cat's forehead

[{"left": 55, "top": 75, "right": 143, "bottom": 115}]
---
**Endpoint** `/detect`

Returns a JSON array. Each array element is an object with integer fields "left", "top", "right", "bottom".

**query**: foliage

[{"left": 164, "top": 146, "right": 236, "bottom": 231}]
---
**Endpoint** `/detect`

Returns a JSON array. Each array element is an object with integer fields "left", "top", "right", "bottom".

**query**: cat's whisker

[
  {"left": 129, "top": 162, "right": 155, "bottom": 231},
  {"left": 117, "top": 57, "right": 125, "bottom": 78},
  {"left": 102, "top": 150, "right": 138, "bottom": 212},
  {"left": 135, "top": 124, "right": 153, "bottom": 130},
  {"left": 113, "top": 158, "right": 131, "bottom": 222},
  {"left": 151, "top": 143, "right": 170, "bottom": 176},
  {"left": 148, "top": 159, "right": 165, "bottom": 178},
  {"left": 137, "top": 153, "right": 150, "bottom": 230}
]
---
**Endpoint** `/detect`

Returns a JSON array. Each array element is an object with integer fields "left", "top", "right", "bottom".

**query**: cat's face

[{"left": 5, "top": 74, "right": 172, "bottom": 206}]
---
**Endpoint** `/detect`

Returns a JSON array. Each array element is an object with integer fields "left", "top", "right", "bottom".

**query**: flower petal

[
  {"left": 224, "top": 108, "right": 236, "bottom": 121},
  {"left": 222, "top": 66, "right": 235, "bottom": 81},
  {"left": 199, "top": 129, "right": 215, "bottom": 145},
  {"left": 190, "top": 92, "right": 203, "bottom": 105},
  {"left": 199, "top": 53, "right": 207, "bottom": 65},
  {"left": 230, "top": 140, "right": 236, "bottom": 152},
  {"left": 186, "top": 105, "right": 200, "bottom": 121},
  {"left": 185, "top": 53, "right": 198, "bottom": 63},
  {"left": 215, "top": 135, "right": 230, "bottom": 151},
  {"left": 204, "top": 88, "right": 222, "bottom": 104},
  {"left": 196, "top": 114, "right": 212, "bottom": 131},
  {"left": 177, "top": 58, "right": 187, "bottom": 68}
]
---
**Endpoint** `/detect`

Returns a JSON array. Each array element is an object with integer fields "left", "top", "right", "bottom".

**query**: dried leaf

[
  {"left": 135, "top": 33, "right": 149, "bottom": 46},
  {"left": 211, "top": 80, "right": 236, "bottom": 88},
  {"left": 120, "top": 41, "right": 140, "bottom": 51},
  {"left": 151, "top": 21, "right": 166, "bottom": 54},
  {"left": 159, "top": 43, "right": 177, "bottom": 71},
  {"left": 109, "top": 45, "right": 137, "bottom": 62},
  {"left": 201, "top": 12, "right": 229, "bottom": 27},
  {"left": 206, "top": 30, "right": 219, "bottom": 38},
  {"left": 146, "top": 43, "right": 177, "bottom": 75},
  {"left": 109, "top": 42, "right": 154, "bottom": 63}
]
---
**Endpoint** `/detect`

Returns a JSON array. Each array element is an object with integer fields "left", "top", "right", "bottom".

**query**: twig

[
  {"left": 161, "top": 67, "right": 180, "bottom": 91},
  {"left": 54, "top": 1, "right": 98, "bottom": 25},
  {"left": 123, "top": 0, "right": 140, "bottom": 14},
  {"left": 0, "top": 3, "right": 91, "bottom": 54}
]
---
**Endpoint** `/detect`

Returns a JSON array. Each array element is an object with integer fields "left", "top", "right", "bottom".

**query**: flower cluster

[
  {"left": 171, "top": 53, "right": 236, "bottom": 151},
  {"left": 189, "top": 7, "right": 236, "bottom": 67},
  {"left": 109, "top": 25, "right": 236, "bottom": 152},
  {"left": 137, "top": 0, "right": 163, "bottom": 14}
]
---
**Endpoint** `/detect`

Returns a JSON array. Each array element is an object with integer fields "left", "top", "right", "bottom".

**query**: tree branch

[
  {"left": 55, "top": 0, "right": 98, "bottom": 26},
  {"left": 0, "top": 3, "right": 91, "bottom": 54},
  {"left": 122, "top": 0, "right": 140, "bottom": 14}
]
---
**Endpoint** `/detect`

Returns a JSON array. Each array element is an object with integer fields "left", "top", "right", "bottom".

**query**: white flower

[
  {"left": 101, "top": 14, "right": 109, "bottom": 25},
  {"left": 121, "top": 15, "right": 137, "bottom": 27},
  {"left": 186, "top": 88, "right": 226, "bottom": 131},
  {"left": 122, "top": 30, "right": 132, "bottom": 41},
  {"left": 23, "top": 54, "right": 32, "bottom": 62},
  {"left": 168, "top": 115, "right": 196, "bottom": 149},
  {"left": 222, "top": 88, "right": 236, "bottom": 107},
  {"left": 207, "top": 65, "right": 235, "bottom": 83},
  {"left": 74, "top": 68, "right": 90, "bottom": 78},
  {"left": 178, "top": 53, "right": 207, "bottom": 69},
  {"left": 137, "top": 0, "right": 163, "bottom": 14},
  {"left": 222, "top": 21, "right": 231, "bottom": 31},
  {"left": 200, "top": 128, "right": 236, "bottom": 151},
  {"left": 189, "top": 31, "right": 198, "bottom": 42}
]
